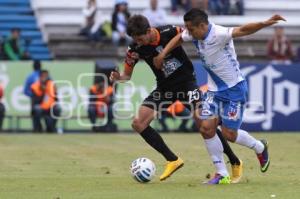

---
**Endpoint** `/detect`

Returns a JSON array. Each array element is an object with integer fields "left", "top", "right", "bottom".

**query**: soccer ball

[{"left": 130, "top": 157, "right": 156, "bottom": 183}]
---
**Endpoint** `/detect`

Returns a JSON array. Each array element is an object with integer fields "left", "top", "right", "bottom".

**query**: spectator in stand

[
  {"left": 88, "top": 81, "right": 117, "bottom": 132},
  {"left": 268, "top": 27, "right": 294, "bottom": 65},
  {"left": 143, "top": 0, "right": 167, "bottom": 27},
  {"left": 24, "top": 60, "right": 42, "bottom": 97},
  {"left": 171, "top": 0, "right": 191, "bottom": 15},
  {"left": 0, "top": 82, "right": 5, "bottom": 131},
  {"left": 79, "top": 0, "right": 106, "bottom": 41},
  {"left": 111, "top": 0, "right": 131, "bottom": 46},
  {"left": 31, "top": 70, "right": 60, "bottom": 132},
  {"left": 191, "top": 0, "right": 208, "bottom": 11},
  {"left": 209, "top": 0, "right": 230, "bottom": 15},
  {"left": 234, "top": 0, "right": 244, "bottom": 15},
  {"left": 3, "top": 28, "right": 30, "bottom": 60},
  {"left": 24, "top": 60, "right": 42, "bottom": 131}
]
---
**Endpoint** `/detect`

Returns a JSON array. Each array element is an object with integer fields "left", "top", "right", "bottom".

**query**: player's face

[
  {"left": 185, "top": 21, "right": 206, "bottom": 40},
  {"left": 132, "top": 31, "right": 151, "bottom": 46}
]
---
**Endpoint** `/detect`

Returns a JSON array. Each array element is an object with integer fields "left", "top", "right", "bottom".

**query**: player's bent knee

[
  {"left": 131, "top": 118, "right": 146, "bottom": 133},
  {"left": 199, "top": 125, "right": 215, "bottom": 139},
  {"left": 222, "top": 128, "right": 238, "bottom": 142}
]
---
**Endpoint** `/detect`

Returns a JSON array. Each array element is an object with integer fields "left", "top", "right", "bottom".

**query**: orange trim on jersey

[
  {"left": 149, "top": 28, "right": 160, "bottom": 46},
  {"left": 124, "top": 62, "right": 134, "bottom": 75}
]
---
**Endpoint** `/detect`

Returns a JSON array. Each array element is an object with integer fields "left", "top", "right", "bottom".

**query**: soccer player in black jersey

[{"left": 110, "top": 15, "right": 241, "bottom": 182}]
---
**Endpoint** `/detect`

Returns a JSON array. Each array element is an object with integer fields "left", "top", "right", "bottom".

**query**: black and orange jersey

[
  {"left": 124, "top": 25, "right": 195, "bottom": 89},
  {"left": 31, "top": 80, "right": 58, "bottom": 110}
]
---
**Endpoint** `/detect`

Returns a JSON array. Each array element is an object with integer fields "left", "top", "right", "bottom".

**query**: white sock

[
  {"left": 236, "top": 129, "right": 264, "bottom": 154},
  {"left": 204, "top": 134, "right": 229, "bottom": 177}
]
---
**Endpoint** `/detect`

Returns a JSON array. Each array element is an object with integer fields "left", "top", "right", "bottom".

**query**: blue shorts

[{"left": 200, "top": 81, "right": 248, "bottom": 130}]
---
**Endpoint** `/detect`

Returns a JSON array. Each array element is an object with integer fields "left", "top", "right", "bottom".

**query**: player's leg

[
  {"left": 87, "top": 104, "right": 98, "bottom": 131},
  {"left": 133, "top": 91, "right": 183, "bottom": 181},
  {"left": 179, "top": 81, "right": 240, "bottom": 166},
  {"left": 52, "top": 104, "right": 61, "bottom": 132},
  {"left": 32, "top": 104, "right": 43, "bottom": 132},
  {"left": 193, "top": 106, "right": 230, "bottom": 184},
  {"left": 221, "top": 100, "right": 270, "bottom": 173},
  {"left": 216, "top": 120, "right": 242, "bottom": 183},
  {"left": 132, "top": 105, "right": 179, "bottom": 161},
  {"left": 180, "top": 82, "right": 231, "bottom": 184},
  {"left": 44, "top": 113, "right": 55, "bottom": 132},
  {"left": 196, "top": 117, "right": 230, "bottom": 184}
]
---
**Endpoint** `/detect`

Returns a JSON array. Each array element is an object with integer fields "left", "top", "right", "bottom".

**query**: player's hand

[
  {"left": 110, "top": 71, "right": 120, "bottom": 82},
  {"left": 265, "top": 14, "right": 286, "bottom": 26},
  {"left": 153, "top": 53, "right": 165, "bottom": 70}
]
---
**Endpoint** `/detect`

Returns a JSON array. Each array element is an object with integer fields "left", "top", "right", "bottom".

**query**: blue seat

[
  {"left": 0, "top": 0, "right": 30, "bottom": 5},
  {"left": 0, "top": 7, "right": 32, "bottom": 14},
  {"left": 0, "top": 0, "right": 52, "bottom": 60},
  {"left": 31, "top": 53, "right": 52, "bottom": 60},
  {"left": 31, "top": 39, "right": 45, "bottom": 46},
  {"left": 0, "top": 31, "right": 42, "bottom": 39},
  {"left": 28, "top": 46, "right": 50, "bottom": 53},
  {"left": 0, "top": 23, "right": 37, "bottom": 30},
  {"left": 0, "top": 15, "right": 35, "bottom": 22}
]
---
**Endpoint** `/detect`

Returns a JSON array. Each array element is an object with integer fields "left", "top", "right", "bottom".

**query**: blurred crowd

[
  {"left": 0, "top": 0, "right": 299, "bottom": 64},
  {"left": 77, "top": 0, "right": 297, "bottom": 64},
  {"left": 78, "top": 0, "right": 245, "bottom": 44}
]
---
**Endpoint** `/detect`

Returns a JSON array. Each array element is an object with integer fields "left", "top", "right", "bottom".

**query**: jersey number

[{"left": 187, "top": 89, "right": 201, "bottom": 103}]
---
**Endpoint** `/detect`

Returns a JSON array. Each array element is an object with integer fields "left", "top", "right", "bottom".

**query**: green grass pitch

[{"left": 0, "top": 133, "right": 299, "bottom": 199}]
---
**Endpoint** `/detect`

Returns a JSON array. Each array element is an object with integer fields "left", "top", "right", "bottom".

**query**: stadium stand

[
  {"left": 0, "top": 0, "right": 52, "bottom": 60},
  {"left": 31, "top": 0, "right": 300, "bottom": 61}
]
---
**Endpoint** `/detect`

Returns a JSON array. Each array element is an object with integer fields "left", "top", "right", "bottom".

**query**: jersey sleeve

[
  {"left": 181, "top": 29, "right": 193, "bottom": 42},
  {"left": 215, "top": 25, "right": 234, "bottom": 45},
  {"left": 124, "top": 45, "right": 139, "bottom": 75},
  {"left": 162, "top": 25, "right": 182, "bottom": 40}
]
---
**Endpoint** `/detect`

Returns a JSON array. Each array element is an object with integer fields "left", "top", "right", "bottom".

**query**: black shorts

[{"left": 142, "top": 81, "right": 201, "bottom": 112}]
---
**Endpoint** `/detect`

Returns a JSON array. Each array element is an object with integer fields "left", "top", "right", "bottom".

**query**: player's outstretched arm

[
  {"left": 110, "top": 51, "right": 139, "bottom": 83},
  {"left": 232, "top": 14, "right": 286, "bottom": 38},
  {"left": 153, "top": 33, "right": 183, "bottom": 69},
  {"left": 109, "top": 70, "right": 132, "bottom": 83}
]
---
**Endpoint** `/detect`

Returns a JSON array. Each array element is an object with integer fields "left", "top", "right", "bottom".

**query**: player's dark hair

[
  {"left": 126, "top": 15, "right": 150, "bottom": 37},
  {"left": 184, "top": 8, "right": 209, "bottom": 26}
]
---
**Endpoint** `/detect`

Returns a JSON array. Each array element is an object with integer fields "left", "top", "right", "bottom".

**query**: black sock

[
  {"left": 140, "top": 126, "right": 178, "bottom": 161},
  {"left": 216, "top": 128, "right": 240, "bottom": 165}
]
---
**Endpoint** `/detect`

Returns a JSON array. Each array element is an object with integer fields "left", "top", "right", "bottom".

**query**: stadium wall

[
  {"left": 194, "top": 62, "right": 300, "bottom": 131},
  {"left": 0, "top": 61, "right": 299, "bottom": 132}
]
